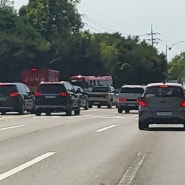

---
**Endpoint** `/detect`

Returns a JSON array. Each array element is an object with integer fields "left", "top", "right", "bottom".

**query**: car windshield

[
  {"left": 37, "top": 84, "right": 65, "bottom": 94},
  {"left": 120, "top": 87, "right": 144, "bottom": 93},
  {"left": 145, "top": 86, "right": 184, "bottom": 97},
  {"left": 0, "top": 85, "right": 17, "bottom": 94}
]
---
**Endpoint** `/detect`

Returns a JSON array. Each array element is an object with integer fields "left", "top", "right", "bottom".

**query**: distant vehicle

[
  {"left": 20, "top": 68, "right": 60, "bottom": 92},
  {"left": 70, "top": 75, "right": 113, "bottom": 91},
  {"left": 73, "top": 85, "right": 89, "bottom": 110},
  {"left": 0, "top": 82, "right": 35, "bottom": 115},
  {"left": 138, "top": 82, "right": 185, "bottom": 130},
  {"left": 117, "top": 85, "right": 145, "bottom": 113},
  {"left": 87, "top": 86, "right": 116, "bottom": 108},
  {"left": 34, "top": 81, "right": 80, "bottom": 116}
]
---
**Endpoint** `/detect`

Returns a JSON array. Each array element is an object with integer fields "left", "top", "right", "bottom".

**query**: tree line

[{"left": 0, "top": 0, "right": 184, "bottom": 88}]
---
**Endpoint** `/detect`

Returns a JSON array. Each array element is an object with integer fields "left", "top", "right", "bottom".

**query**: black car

[
  {"left": 34, "top": 81, "right": 81, "bottom": 116},
  {"left": 73, "top": 85, "right": 89, "bottom": 110},
  {"left": 0, "top": 82, "right": 35, "bottom": 115}
]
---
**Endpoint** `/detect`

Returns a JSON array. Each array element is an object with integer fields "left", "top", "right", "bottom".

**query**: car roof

[
  {"left": 146, "top": 82, "right": 183, "bottom": 87},
  {"left": 39, "top": 81, "right": 66, "bottom": 85}
]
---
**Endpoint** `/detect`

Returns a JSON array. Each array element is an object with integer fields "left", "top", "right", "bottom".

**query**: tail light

[
  {"left": 35, "top": 92, "right": 41, "bottom": 97},
  {"left": 119, "top": 98, "right": 126, "bottom": 102},
  {"left": 181, "top": 101, "right": 185, "bottom": 107},
  {"left": 10, "top": 92, "right": 19, "bottom": 97},
  {"left": 140, "top": 100, "right": 147, "bottom": 107},
  {"left": 59, "top": 91, "right": 67, "bottom": 96}
]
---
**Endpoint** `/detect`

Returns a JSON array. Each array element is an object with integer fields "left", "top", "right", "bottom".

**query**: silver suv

[
  {"left": 138, "top": 83, "right": 185, "bottom": 130},
  {"left": 117, "top": 85, "right": 145, "bottom": 113}
]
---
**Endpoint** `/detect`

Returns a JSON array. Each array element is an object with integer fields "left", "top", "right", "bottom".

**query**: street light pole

[{"left": 166, "top": 41, "right": 185, "bottom": 61}]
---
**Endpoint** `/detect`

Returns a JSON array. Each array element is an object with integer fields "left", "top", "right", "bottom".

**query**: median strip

[{"left": 0, "top": 152, "right": 56, "bottom": 181}]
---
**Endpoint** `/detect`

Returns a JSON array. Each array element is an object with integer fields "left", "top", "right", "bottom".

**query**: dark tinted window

[
  {"left": 120, "top": 87, "right": 144, "bottom": 93},
  {"left": 37, "top": 84, "right": 65, "bottom": 94},
  {"left": 0, "top": 85, "right": 17, "bottom": 94},
  {"left": 145, "top": 86, "right": 184, "bottom": 97},
  {"left": 92, "top": 87, "right": 109, "bottom": 92}
]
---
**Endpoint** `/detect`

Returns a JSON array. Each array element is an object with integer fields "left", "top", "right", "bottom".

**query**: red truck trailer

[{"left": 20, "top": 68, "right": 60, "bottom": 92}]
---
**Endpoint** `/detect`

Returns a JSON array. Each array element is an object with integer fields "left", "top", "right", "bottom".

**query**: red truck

[{"left": 20, "top": 68, "right": 60, "bottom": 92}]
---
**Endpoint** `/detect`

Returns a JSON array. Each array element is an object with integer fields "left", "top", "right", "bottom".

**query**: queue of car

[{"left": 1, "top": 81, "right": 185, "bottom": 131}]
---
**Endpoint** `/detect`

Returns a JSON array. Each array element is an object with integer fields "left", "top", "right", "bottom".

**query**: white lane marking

[
  {"left": 95, "top": 116, "right": 124, "bottom": 119},
  {"left": 96, "top": 125, "right": 117, "bottom": 133},
  {"left": 118, "top": 152, "right": 147, "bottom": 185},
  {"left": 0, "top": 125, "right": 25, "bottom": 131},
  {"left": 0, "top": 152, "right": 56, "bottom": 181}
]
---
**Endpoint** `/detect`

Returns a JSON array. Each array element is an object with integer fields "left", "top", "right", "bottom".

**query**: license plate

[
  {"left": 0, "top": 98, "right": 6, "bottom": 101},
  {"left": 94, "top": 102, "right": 100, "bottom": 105},
  {"left": 45, "top": 96, "right": 56, "bottom": 99},
  {"left": 127, "top": 103, "right": 136, "bottom": 106},
  {"left": 156, "top": 112, "right": 172, "bottom": 117}
]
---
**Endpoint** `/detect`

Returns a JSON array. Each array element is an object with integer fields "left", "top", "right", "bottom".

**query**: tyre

[
  {"left": 74, "top": 107, "right": 80, "bottom": 115},
  {"left": 88, "top": 104, "right": 92, "bottom": 108},
  {"left": 46, "top": 111, "right": 51, "bottom": 116},
  {"left": 1, "top": 111, "right": 6, "bottom": 115},
  {"left": 125, "top": 109, "right": 130, "bottom": 114},
  {"left": 97, "top": 105, "right": 101, "bottom": 108},
  {"left": 108, "top": 101, "right": 112, "bottom": 109},
  {"left": 66, "top": 106, "right": 72, "bottom": 116},
  {"left": 18, "top": 104, "right": 25, "bottom": 115},
  {"left": 35, "top": 110, "right": 41, "bottom": 116},
  {"left": 118, "top": 108, "right": 122, "bottom": 113},
  {"left": 84, "top": 101, "right": 89, "bottom": 110},
  {"left": 138, "top": 121, "right": 148, "bottom": 130}
]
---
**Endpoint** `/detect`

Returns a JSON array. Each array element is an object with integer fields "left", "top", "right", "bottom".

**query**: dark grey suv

[
  {"left": 138, "top": 83, "right": 185, "bottom": 130},
  {"left": 0, "top": 82, "right": 35, "bottom": 115},
  {"left": 34, "top": 81, "right": 80, "bottom": 116}
]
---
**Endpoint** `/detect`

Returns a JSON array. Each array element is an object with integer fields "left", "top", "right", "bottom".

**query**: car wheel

[
  {"left": 74, "top": 107, "right": 80, "bottom": 115},
  {"left": 84, "top": 101, "right": 89, "bottom": 110},
  {"left": 18, "top": 104, "right": 25, "bottom": 115},
  {"left": 88, "top": 104, "right": 92, "bottom": 108},
  {"left": 66, "top": 106, "right": 72, "bottom": 116},
  {"left": 139, "top": 121, "right": 148, "bottom": 130},
  {"left": 46, "top": 111, "right": 51, "bottom": 116},
  {"left": 125, "top": 109, "right": 130, "bottom": 114},
  {"left": 97, "top": 105, "right": 101, "bottom": 108},
  {"left": 1, "top": 111, "right": 6, "bottom": 115},
  {"left": 118, "top": 108, "right": 122, "bottom": 113},
  {"left": 35, "top": 110, "right": 41, "bottom": 116},
  {"left": 108, "top": 101, "right": 112, "bottom": 109}
]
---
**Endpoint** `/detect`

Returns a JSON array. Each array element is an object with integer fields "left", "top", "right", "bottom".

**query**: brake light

[
  {"left": 181, "top": 101, "right": 185, "bottom": 107},
  {"left": 140, "top": 100, "right": 147, "bottom": 107},
  {"left": 59, "top": 91, "right": 67, "bottom": 96},
  {"left": 10, "top": 92, "right": 19, "bottom": 97},
  {"left": 160, "top": 85, "right": 168, "bottom": 88},
  {"left": 35, "top": 92, "right": 41, "bottom": 97},
  {"left": 119, "top": 98, "right": 126, "bottom": 102}
]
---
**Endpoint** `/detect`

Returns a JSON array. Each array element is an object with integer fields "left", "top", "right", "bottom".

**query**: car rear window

[
  {"left": 120, "top": 87, "right": 144, "bottom": 94},
  {"left": 91, "top": 87, "right": 109, "bottom": 92},
  {"left": 0, "top": 85, "right": 17, "bottom": 94},
  {"left": 145, "top": 86, "right": 184, "bottom": 97},
  {"left": 37, "top": 84, "right": 65, "bottom": 94}
]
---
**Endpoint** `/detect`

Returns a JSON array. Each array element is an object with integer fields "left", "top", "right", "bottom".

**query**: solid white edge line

[
  {"left": 96, "top": 125, "right": 117, "bottom": 133},
  {"left": 0, "top": 125, "right": 25, "bottom": 131},
  {"left": 0, "top": 152, "right": 56, "bottom": 181}
]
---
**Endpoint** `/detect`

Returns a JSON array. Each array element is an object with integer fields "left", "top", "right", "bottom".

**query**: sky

[{"left": 14, "top": 0, "right": 185, "bottom": 61}]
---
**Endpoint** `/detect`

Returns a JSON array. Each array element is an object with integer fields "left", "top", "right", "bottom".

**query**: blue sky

[{"left": 14, "top": 0, "right": 185, "bottom": 61}]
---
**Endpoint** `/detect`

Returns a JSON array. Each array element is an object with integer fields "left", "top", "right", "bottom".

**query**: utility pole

[{"left": 146, "top": 25, "right": 161, "bottom": 47}]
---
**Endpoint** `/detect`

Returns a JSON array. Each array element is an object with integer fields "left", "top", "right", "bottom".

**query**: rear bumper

[{"left": 35, "top": 105, "right": 67, "bottom": 112}]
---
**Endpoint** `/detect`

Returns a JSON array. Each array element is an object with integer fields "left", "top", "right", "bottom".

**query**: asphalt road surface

[{"left": 0, "top": 107, "right": 185, "bottom": 185}]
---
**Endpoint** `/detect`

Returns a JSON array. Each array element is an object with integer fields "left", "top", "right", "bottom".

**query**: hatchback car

[
  {"left": 138, "top": 83, "right": 185, "bottom": 130},
  {"left": 34, "top": 81, "right": 80, "bottom": 116},
  {"left": 73, "top": 85, "right": 89, "bottom": 110},
  {"left": 0, "top": 82, "right": 35, "bottom": 115},
  {"left": 117, "top": 85, "right": 145, "bottom": 113}
]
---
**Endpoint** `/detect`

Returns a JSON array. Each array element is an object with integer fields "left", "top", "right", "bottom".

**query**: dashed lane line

[
  {"left": 96, "top": 125, "right": 117, "bottom": 133},
  {"left": 0, "top": 125, "right": 25, "bottom": 131}
]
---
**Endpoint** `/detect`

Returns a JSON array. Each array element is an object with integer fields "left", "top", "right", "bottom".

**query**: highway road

[{"left": 0, "top": 107, "right": 185, "bottom": 185}]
